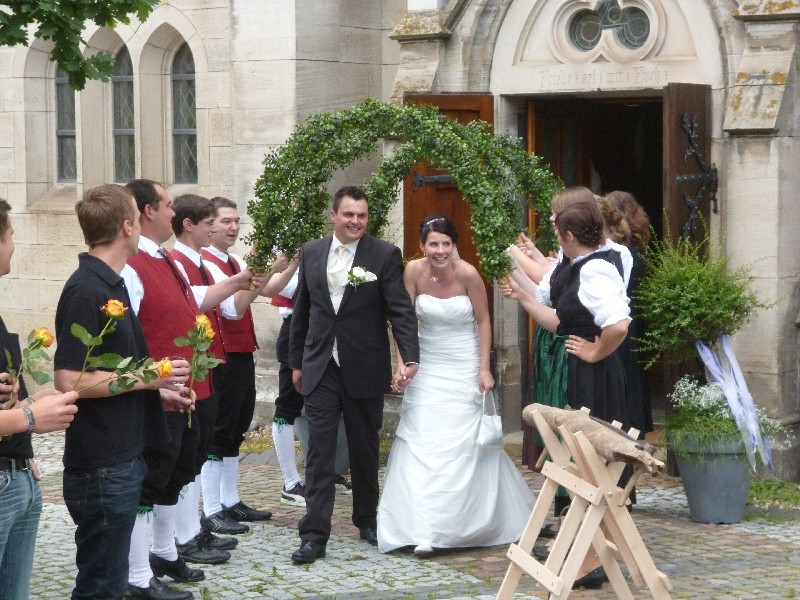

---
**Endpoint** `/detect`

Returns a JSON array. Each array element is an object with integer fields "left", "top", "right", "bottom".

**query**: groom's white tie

[
  {"left": 328, "top": 244, "right": 349, "bottom": 300},
  {"left": 328, "top": 244, "right": 350, "bottom": 364}
]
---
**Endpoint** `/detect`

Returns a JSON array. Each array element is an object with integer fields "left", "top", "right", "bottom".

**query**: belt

[{"left": 0, "top": 457, "right": 29, "bottom": 471}]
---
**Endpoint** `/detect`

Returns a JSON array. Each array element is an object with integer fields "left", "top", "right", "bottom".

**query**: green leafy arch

[{"left": 246, "top": 98, "right": 559, "bottom": 282}]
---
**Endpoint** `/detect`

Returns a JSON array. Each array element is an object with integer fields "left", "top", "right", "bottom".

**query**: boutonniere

[{"left": 347, "top": 266, "right": 377, "bottom": 288}]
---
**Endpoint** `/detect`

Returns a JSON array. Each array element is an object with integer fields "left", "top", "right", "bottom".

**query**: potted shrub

[
  {"left": 636, "top": 229, "right": 775, "bottom": 522},
  {"left": 666, "top": 377, "right": 765, "bottom": 522}
]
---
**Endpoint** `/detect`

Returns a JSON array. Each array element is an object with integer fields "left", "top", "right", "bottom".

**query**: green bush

[{"left": 635, "top": 230, "right": 767, "bottom": 367}]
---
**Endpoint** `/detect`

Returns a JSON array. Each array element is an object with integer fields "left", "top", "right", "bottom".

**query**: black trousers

[
  {"left": 141, "top": 411, "right": 199, "bottom": 507},
  {"left": 211, "top": 354, "right": 256, "bottom": 457},
  {"left": 273, "top": 316, "right": 304, "bottom": 424},
  {"left": 298, "top": 358, "right": 383, "bottom": 544}
]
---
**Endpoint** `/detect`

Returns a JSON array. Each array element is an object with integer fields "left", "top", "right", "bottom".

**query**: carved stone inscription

[{"left": 535, "top": 65, "right": 669, "bottom": 91}]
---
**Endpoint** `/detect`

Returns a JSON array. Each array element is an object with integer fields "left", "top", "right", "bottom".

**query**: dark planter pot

[{"left": 670, "top": 434, "right": 752, "bottom": 524}]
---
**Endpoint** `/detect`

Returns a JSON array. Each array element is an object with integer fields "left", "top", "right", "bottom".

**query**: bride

[{"left": 377, "top": 215, "right": 534, "bottom": 556}]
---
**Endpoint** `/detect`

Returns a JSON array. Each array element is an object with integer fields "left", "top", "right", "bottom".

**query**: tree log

[{"left": 523, "top": 404, "right": 664, "bottom": 475}]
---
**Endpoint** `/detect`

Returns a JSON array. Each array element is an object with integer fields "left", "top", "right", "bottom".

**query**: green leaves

[
  {"left": 0, "top": 0, "right": 159, "bottom": 89},
  {"left": 247, "top": 98, "right": 559, "bottom": 282},
  {"left": 635, "top": 227, "right": 769, "bottom": 367}
]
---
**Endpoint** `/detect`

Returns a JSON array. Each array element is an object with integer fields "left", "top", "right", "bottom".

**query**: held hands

[{"left": 390, "top": 363, "right": 419, "bottom": 393}]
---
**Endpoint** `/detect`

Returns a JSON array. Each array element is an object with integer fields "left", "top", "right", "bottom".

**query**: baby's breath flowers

[
  {"left": 70, "top": 301, "right": 170, "bottom": 395},
  {"left": 174, "top": 315, "right": 222, "bottom": 425},
  {"left": 2, "top": 327, "right": 55, "bottom": 409}
]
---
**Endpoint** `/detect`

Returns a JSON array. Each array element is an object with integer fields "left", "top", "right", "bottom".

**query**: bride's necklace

[{"left": 430, "top": 268, "right": 451, "bottom": 285}]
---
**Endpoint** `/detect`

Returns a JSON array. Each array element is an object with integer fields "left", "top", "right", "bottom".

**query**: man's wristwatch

[
  {"left": 404, "top": 362, "right": 418, "bottom": 367},
  {"left": 21, "top": 406, "right": 35, "bottom": 432}
]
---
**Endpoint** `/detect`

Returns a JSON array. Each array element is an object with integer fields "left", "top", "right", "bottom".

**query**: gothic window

[
  {"left": 55, "top": 66, "right": 77, "bottom": 182},
  {"left": 113, "top": 47, "right": 135, "bottom": 182},
  {"left": 171, "top": 43, "right": 197, "bottom": 184}
]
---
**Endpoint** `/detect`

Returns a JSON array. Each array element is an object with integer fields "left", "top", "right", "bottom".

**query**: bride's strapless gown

[{"left": 377, "top": 295, "right": 534, "bottom": 553}]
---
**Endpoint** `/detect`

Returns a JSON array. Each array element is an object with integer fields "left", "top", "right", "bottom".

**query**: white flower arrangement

[{"left": 347, "top": 266, "right": 377, "bottom": 288}]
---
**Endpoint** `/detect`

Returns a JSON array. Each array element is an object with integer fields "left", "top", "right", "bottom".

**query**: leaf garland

[{"left": 246, "top": 98, "right": 559, "bottom": 282}]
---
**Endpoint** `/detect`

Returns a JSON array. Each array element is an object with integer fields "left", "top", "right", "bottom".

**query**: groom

[{"left": 289, "top": 186, "right": 420, "bottom": 563}]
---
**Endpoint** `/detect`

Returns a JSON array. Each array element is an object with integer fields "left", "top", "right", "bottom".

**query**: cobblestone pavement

[{"left": 29, "top": 431, "right": 800, "bottom": 599}]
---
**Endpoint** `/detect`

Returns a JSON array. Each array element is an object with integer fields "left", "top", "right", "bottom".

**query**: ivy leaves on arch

[{"left": 246, "top": 98, "right": 559, "bottom": 282}]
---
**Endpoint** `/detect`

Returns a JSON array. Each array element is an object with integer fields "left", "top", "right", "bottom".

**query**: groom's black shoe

[
  {"left": 291, "top": 540, "right": 326, "bottom": 564},
  {"left": 359, "top": 526, "right": 378, "bottom": 546}
]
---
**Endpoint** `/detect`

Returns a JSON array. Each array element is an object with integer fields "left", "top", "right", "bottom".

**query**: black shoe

[
  {"left": 291, "top": 540, "right": 327, "bottom": 564},
  {"left": 533, "top": 545, "right": 550, "bottom": 561},
  {"left": 359, "top": 526, "right": 378, "bottom": 546},
  {"left": 281, "top": 482, "right": 306, "bottom": 507},
  {"left": 200, "top": 510, "right": 250, "bottom": 535},
  {"left": 125, "top": 577, "right": 193, "bottom": 600},
  {"left": 539, "top": 523, "right": 558, "bottom": 539},
  {"left": 573, "top": 567, "right": 608, "bottom": 590},
  {"left": 196, "top": 530, "right": 238, "bottom": 551},
  {"left": 334, "top": 474, "right": 353, "bottom": 494},
  {"left": 223, "top": 500, "right": 272, "bottom": 522},
  {"left": 176, "top": 535, "right": 231, "bottom": 565},
  {"left": 149, "top": 553, "right": 205, "bottom": 583}
]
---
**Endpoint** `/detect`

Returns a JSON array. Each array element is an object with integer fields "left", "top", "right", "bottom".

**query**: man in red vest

[
  {"left": 201, "top": 197, "right": 291, "bottom": 523},
  {"left": 169, "top": 195, "right": 283, "bottom": 553},
  {"left": 123, "top": 181, "right": 262, "bottom": 600}
]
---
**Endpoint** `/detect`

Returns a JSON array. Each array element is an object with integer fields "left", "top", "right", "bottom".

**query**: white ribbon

[{"left": 695, "top": 334, "right": 772, "bottom": 470}]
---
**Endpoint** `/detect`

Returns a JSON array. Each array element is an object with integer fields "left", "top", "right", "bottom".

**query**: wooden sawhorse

[{"left": 497, "top": 405, "right": 672, "bottom": 599}]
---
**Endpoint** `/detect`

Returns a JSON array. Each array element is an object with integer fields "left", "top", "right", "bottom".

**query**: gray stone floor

[{"left": 28, "top": 431, "right": 800, "bottom": 599}]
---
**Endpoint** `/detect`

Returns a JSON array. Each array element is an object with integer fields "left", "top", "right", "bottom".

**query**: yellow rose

[
  {"left": 195, "top": 315, "right": 215, "bottom": 340},
  {"left": 33, "top": 327, "right": 54, "bottom": 348},
  {"left": 155, "top": 358, "right": 172, "bottom": 379},
  {"left": 101, "top": 299, "right": 128, "bottom": 320}
]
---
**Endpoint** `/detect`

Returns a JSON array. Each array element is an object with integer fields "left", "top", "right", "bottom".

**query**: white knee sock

[
  {"left": 201, "top": 459, "right": 223, "bottom": 516},
  {"left": 128, "top": 512, "right": 154, "bottom": 587},
  {"left": 174, "top": 481, "right": 202, "bottom": 546},
  {"left": 273, "top": 421, "right": 301, "bottom": 489},
  {"left": 151, "top": 504, "right": 178, "bottom": 561},
  {"left": 220, "top": 457, "right": 241, "bottom": 508}
]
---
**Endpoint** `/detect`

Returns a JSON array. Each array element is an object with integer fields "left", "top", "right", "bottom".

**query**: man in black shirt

[
  {"left": 0, "top": 198, "right": 78, "bottom": 600},
  {"left": 54, "top": 185, "right": 191, "bottom": 600}
]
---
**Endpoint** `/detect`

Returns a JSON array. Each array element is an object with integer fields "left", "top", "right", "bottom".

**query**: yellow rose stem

[
  {"left": 71, "top": 316, "right": 115, "bottom": 393},
  {"left": 4, "top": 337, "right": 44, "bottom": 410},
  {"left": 187, "top": 372, "right": 195, "bottom": 427}
]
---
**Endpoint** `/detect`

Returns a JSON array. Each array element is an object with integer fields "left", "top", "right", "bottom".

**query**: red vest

[
  {"left": 201, "top": 250, "right": 258, "bottom": 353},
  {"left": 127, "top": 251, "right": 213, "bottom": 401},
  {"left": 169, "top": 249, "right": 227, "bottom": 362}
]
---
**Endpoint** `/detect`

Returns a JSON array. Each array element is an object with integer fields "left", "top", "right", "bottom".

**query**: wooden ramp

[{"left": 497, "top": 405, "right": 672, "bottom": 600}]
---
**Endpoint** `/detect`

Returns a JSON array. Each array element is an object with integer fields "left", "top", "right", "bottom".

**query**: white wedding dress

[{"left": 377, "top": 294, "right": 534, "bottom": 553}]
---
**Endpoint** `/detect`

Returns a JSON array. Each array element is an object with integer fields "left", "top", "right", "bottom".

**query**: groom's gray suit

[{"left": 289, "top": 230, "right": 419, "bottom": 545}]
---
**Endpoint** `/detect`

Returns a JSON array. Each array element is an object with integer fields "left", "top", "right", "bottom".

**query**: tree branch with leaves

[{"left": 0, "top": 0, "right": 158, "bottom": 89}]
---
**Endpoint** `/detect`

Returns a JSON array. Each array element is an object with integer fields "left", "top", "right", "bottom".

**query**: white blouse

[{"left": 537, "top": 248, "right": 631, "bottom": 329}]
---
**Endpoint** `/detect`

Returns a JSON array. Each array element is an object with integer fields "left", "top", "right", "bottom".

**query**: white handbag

[{"left": 476, "top": 390, "right": 504, "bottom": 446}]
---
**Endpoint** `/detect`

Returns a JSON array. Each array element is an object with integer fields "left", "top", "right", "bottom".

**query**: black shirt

[
  {"left": 55, "top": 253, "right": 167, "bottom": 471},
  {"left": 0, "top": 315, "right": 32, "bottom": 459}
]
